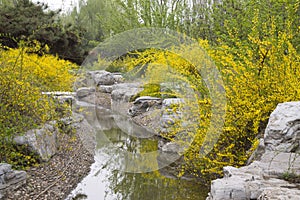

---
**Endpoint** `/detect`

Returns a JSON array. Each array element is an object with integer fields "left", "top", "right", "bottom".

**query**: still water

[{"left": 67, "top": 103, "right": 208, "bottom": 200}]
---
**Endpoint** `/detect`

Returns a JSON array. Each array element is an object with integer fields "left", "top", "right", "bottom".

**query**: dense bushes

[
  {"left": 0, "top": 42, "right": 77, "bottom": 167},
  {"left": 0, "top": 0, "right": 87, "bottom": 64},
  {"left": 93, "top": 10, "right": 300, "bottom": 179}
]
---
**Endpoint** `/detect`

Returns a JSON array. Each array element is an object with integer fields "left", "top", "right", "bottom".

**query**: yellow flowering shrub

[
  {"left": 102, "top": 21, "right": 299, "bottom": 180},
  {"left": 188, "top": 17, "right": 300, "bottom": 177},
  {"left": 0, "top": 42, "right": 77, "bottom": 167}
]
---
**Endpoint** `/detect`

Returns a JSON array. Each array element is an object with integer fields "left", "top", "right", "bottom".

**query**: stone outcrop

[
  {"left": 0, "top": 163, "right": 26, "bottom": 199},
  {"left": 98, "top": 85, "right": 114, "bottom": 93},
  {"left": 14, "top": 123, "right": 59, "bottom": 162},
  {"left": 128, "top": 96, "right": 162, "bottom": 117},
  {"left": 264, "top": 102, "right": 300, "bottom": 153},
  {"left": 207, "top": 101, "right": 300, "bottom": 200},
  {"left": 76, "top": 87, "right": 95, "bottom": 99},
  {"left": 13, "top": 112, "right": 96, "bottom": 162},
  {"left": 90, "top": 70, "right": 115, "bottom": 86},
  {"left": 86, "top": 70, "right": 124, "bottom": 87},
  {"left": 111, "top": 83, "right": 142, "bottom": 102},
  {"left": 42, "top": 92, "right": 76, "bottom": 105}
]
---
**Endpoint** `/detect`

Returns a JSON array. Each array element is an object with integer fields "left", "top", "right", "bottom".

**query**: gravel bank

[{"left": 6, "top": 131, "right": 94, "bottom": 200}]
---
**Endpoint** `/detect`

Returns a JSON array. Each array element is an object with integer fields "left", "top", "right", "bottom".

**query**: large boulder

[
  {"left": 207, "top": 101, "right": 300, "bottom": 200},
  {"left": 111, "top": 83, "right": 142, "bottom": 102},
  {"left": 208, "top": 152, "right": 300, "bottom": 200},
  {"left": 264, "top": 101, "right": 300, "bottom": 153},
  {"left": 92, "top": 70, "right": 115, "bottom": 86},
  {"left": 0, "top": 163, "right": 27, "bottom": 199},
  {"left": 14, "top": 123, "right": 58, "bottom": 162}
]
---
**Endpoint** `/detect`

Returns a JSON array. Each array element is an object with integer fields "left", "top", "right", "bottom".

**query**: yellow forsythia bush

[
  {"left": 187, "top": 21, "right": 300, "bottom": 177},
  {"left": 105, "top": 27, "right": 299, "bottom": 180},
  {"left": 0, "top": 43, "right": 77, "bottom": 165}
]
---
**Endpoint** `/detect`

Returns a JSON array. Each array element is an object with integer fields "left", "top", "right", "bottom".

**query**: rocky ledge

[
  {"left": 2, "top": 113, "right": 96, "bottom": 200},
  {"left": 207, "top": 101, "right": 300, "bottom": 200}
]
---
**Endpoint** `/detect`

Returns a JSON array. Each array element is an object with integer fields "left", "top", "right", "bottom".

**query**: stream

[{"left": 66, "top": 102, "right": 209, "bottom": 200}]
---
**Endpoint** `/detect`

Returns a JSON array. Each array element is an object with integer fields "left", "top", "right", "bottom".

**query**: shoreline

[{"left": 5, "top": 128, "right": 94, "bottom": 200}]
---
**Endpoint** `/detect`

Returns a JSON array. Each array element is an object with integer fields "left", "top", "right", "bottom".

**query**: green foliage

[
  {"left": 133, "top": 83, "right": 161, "bottom": 99},
  {"left": 130, "top": 83, "right": 177, "bottom": 101},
  {"left": 64, "top": 0, "right": 197, "bottom": 40},
  {"left": 0, "top": 0, "right": 87, "bottom": 64},
  {"left": 102, "top": 21, "right": 300, "bottom": 181},
  {"left": 75, "top": 0, "right": 300, "bottom": 181},
  {"left": 194, "top": 1, "right": 300, "bottom": 177},
  {"left": 280, "top": 171, "right": 300, "bottom": 184}
]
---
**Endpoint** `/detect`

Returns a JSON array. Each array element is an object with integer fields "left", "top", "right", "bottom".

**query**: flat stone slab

[{"left": 0, "top": 163, "right": 26, "bottom": 198}]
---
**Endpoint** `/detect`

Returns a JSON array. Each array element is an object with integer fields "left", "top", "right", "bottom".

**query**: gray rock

[
  {"left": 112, "top": 82, "right": 141, "bottom": 91},
  {"left": 98, "top": 85, "right": 114, "bottom": 93},
  {"left": 93, "top": 70, "right": 115, "bottom": 86},
  {"left": 14, "top": 123, "right": 58, "bottom": 162},
  {"left": 0, "top": 163, "right": 26, "bottom": 198},
  {"left": 56, "top": 95, "right": 75, "bottom": 105},
  {"left": 128, "top": 96, "right": 162, "bottom": 117},
  {"left": 207, "top": 152, "right": 300, "bottom": 200},
  {"left": 77, "top": 87, "right": 95, "bottom": 99},
  {"left": 264, "top": 101, "right": 300, "bottom": 153},
  {"left": 207, "top": 101, "right": 300, "bottom": 200},
  {"left": 112, "top": 73, "right": 124, "bottom": 83},
  {"left": 59, "top": 113, "right": 85, "bottom": 131},
  {"left": 111, "top": 83, "right": 142, "bottom": 102},
  {"left": 160, "top": 98, "right": 184, "bottom": 131}
]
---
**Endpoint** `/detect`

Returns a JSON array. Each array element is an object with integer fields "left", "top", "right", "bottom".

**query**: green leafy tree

[
  {"left": 0, "top": 0, "right": 87, "bottom": 64},
  {"left": 65, "top": 0, "right": 199, "bottom": 41}
]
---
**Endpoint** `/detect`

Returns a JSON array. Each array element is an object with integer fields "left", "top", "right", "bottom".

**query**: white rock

[
  {"left": 207, "top": 102, "right": 300, "bottom": 200},
  {"left": 14, "top": 123, "right": 58, "bottom": 162},
  {"left": 162, "top": 98, "right": 184, "bottom": 107},
  {"left": 93, "top": 70, "right": 115, "bottom": 86},
  {"left": 264, "top": 101, "right": 300, "bottom": 152},
  {"left": 77, "top": 87, "right": 95, "bottom": 98},
  {"left": 98, "top": 85, "right": 114, "bottom": 93}
]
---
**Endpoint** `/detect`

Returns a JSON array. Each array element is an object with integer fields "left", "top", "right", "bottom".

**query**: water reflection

[{"left": 67, "top": 105, "right": 208, "bottom": 200}]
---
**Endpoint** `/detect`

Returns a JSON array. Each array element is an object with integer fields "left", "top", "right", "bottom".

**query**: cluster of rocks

[
  {"left": 76, "top": 70, "right": 126, "bottom": 99},
  {"left": 75, "top": 70, "right": 143, "bottom": 109},
  {"left": 74, "top": 70, "right": 300, "bottom": 199},
  {"left": 1, "top": 111, "right": 96, "bottom": 199},
  {"left": 76, "top": 70, "right": 194, "bottom": 168},
  {"left": 207, "top": 101, "right": 300, "bottom": 200}
]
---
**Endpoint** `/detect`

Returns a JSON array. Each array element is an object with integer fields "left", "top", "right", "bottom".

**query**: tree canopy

[{"left": 0, "top": 0, "right": 87, "bottom": 64}]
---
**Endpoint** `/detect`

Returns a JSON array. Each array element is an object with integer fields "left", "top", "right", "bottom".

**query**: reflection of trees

[
  {"left": 106, "top": 170, "right": 208, "bottom": 200},
  {"left": 101, "top": 128, "right": 208, "bottom": 200}
]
